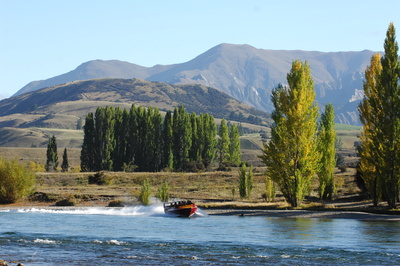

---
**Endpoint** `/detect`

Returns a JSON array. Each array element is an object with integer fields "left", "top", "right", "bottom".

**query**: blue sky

[{"left": 1, "top": 0, "right": 400, "bottom": 99}]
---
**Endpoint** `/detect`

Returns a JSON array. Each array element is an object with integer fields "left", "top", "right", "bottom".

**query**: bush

[
  {"left": 139, "top": 179, "right": 151, "bottom": 206},
  {"left": 0, "top": 159, "right": 35, "bottom": 203},
  {"left": 55, "top": 197, "right": 75, "bottom": 206},
  {"left": 88, "top": 171, "right": 113, "bottom": 185},
  {"left": 156, "top": 181, "right": 170, "bottom": 202}
]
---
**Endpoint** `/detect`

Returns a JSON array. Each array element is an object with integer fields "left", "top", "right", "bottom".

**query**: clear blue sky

[{"left": 1, "top": 0, "right": 400, "bottom": 99}]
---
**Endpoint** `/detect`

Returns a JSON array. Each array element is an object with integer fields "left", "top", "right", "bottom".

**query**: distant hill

[
  {"left": 0, "top": 77, "right": 268, "bottom": 126},
  {"left": 13, "top": 44, "right": 376, "bottom": 125}
]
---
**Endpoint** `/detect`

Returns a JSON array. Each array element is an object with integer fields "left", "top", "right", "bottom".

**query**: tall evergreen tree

[
  {"left": 161, "top": 110, "right": 174, "bottom": 170},
  {"left": 218, "top": 118, "right": 230, "bottom": 165},
  {"left": 61, "top": 148, "right": 69, "bottom": 172},
  {"left": 46, "top": 135, "right": 58, "bottom": 172},
  {"left": 172, "top": 106, "right": 191, "bottom": 171},
  {"left": 228, "top": 124, "right": 241, "bottom": 165},
  {"left": 260, "top": 60, "right": 320, "bottom": 207},
  {"left": 200, "top": 113, "right": 217, "bottom": 168},
  {"left": 359, "top": 23, "right": 400, "bottom": 208},
  {"left": 317, "top": 103, "right": 337, "bottom": 200},
  {"left": 80, "top": 112, "right": 95, "bottom": 172}
]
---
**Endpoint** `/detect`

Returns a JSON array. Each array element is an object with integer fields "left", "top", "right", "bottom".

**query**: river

[{"left": 0, "top": 205, "right": 399, "bottom": 265}]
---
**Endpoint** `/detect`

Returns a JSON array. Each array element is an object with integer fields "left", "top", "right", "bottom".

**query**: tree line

[{"left": 80, "top": 105, "right": 241, "bottom": 172}]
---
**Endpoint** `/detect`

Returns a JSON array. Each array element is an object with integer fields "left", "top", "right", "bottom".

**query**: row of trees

[
  {"left": 260, "top": 60, "right": 337, "bottom": 207},
  {"left": 358, "top": 23, "right": 400, "bottom": 209},
  {"left": 80, "top": 105, "right": 241, "bottom": 172}
]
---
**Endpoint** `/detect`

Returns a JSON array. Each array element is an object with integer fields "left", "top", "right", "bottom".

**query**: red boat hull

[{"left": 164, "top": 202, "right": 197, "bottom": 217}]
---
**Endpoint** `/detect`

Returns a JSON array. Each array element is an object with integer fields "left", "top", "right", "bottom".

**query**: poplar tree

[
  {"left": 218, "top": 118, "right": 230, "bottom": 165},
  {"left": 229, "top": 124, "right": 241, "bottom": 165},
  {"left": 80, "top": 112, "right": 95, "bottom": 171},
  {"left": 359, "top": 23, "right": 400, "bottom": 208},
  {"left": 161, "top": 111, "right": 174, "bottom": 170},
  {"left": 172, "top": 106, "right": 192, "bottom": 171},
  {"left": 260, "top": 60, "right": 319, "bottom": 207},
  {"left": 358, "top": 53, "right": 383, "bottom": 206},
  {"left": 200, "top": 113, "right": 217, "bottom": 168},
  {"left": 317, "top": 103, "right": 337, "bottom": 200},
  {"left": 61, "top": 148, "right": 69, "bottom": 172},
  {"left": 46, "top": 135, "right": 58, "bottom": 172}
]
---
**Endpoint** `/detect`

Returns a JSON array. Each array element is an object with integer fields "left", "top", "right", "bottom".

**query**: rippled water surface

[{"left": 1, "top": 206, "right": 400, "bottom": 265}]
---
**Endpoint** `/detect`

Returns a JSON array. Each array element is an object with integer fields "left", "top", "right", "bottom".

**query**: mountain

[{"left": 13, "top": 44, "right": 376, "bottom": 125}]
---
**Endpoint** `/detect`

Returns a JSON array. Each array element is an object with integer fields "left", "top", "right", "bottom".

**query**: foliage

[
  {"left": 80, "top": 105, "right": 217, "bottom": 173},
  {"left": 264, "top": 175, "right": 275, "bottom": 202},
  {"left": 46, "top": 135, "right": 58, "bottom": 172},
  {"left": 156, "top": 181, "right": 170, "bottom": 202},
  {"left": 317, "top": 104, "right": 337, "bottom": 200},
  {"left": 61, "top": 148, "right": 69, "bottom": 172},
  {"left": 139, "top": 179, "right": 152, "bottom": 206},
  {"left": 238, "top": 164, "right": 253, "bottom": 199},
  {"left": 88, "top": 171, "right": 114, "bottom": 185},
  {"left": 218, "top": 118, "right": 230, "bottom": 165},
  {"left": 228, "top": 124, "right": 241, "bottom": 165},
  {"left": 239, "top": 164, "right": 247, "bottom": 199},
  {"left": 0, "top": 159, "right": 35, "bottom": 203},
  {"left": 358, "top": 23, "right": 400, "bottom": 208},
  {"left": 259, "top": 60, "right": 319, "bottom": 207},
  {"left": 28, "top": 161, "right": 45, "bottom": 172}
]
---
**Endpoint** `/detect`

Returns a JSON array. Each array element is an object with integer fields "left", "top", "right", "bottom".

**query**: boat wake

[{"left": 3, "top": 204, "right": 207, "bottom": 217}]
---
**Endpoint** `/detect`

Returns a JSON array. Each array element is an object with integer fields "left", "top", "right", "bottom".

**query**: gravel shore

[{"left": 205, "top": 209, "right": 400, "bottom": 221}]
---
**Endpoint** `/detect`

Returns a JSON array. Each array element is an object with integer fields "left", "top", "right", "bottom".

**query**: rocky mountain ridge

[{"left": 14, "top": 43, "right": 377, "bottom": 125}]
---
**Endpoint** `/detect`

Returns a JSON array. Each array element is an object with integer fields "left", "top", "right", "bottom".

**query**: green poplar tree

[
  {"left": 61, "top": 148, "right": 69, "bottom": 172},
  {"left": 218, "top": 118, "right": 230, "bottom": 166},
  {"left": 46, "top": 135, "right": 58, "bottom": 172},
  {"left": 317, "top": 103, "right": 337, "bottom": 200},
  {"left": 201, "top": 113, "right": 217, "bottom": 169},
  {"left": 229, "top": 124, "right": 241, "bottom": 165},
  {"left": 81, "top": 112, "right": 95, "bottom": 172},
  {"left": 259, "top": 60, "right": 320, "bottom": 207},
  {"left": 172, "top": 106, "right": 191, "bottom": 171},
  {"left": 162, "top": 111, "right": 174, "bottom": 170},
  {"left": 239, "top": 164, "right": 247, "bottom": 199}
]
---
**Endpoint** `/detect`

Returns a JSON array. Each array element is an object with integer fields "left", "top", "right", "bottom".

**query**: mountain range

[{"left": 14, "top": 43, "right": 376, "bottom": 125}]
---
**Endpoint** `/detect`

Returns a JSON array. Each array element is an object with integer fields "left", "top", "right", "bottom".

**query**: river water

[{"left": 0, "top": 205, "right": 399, "bottom": 265}]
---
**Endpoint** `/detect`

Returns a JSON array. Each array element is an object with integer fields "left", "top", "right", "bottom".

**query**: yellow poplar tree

[
  {"left": 317, "top": 103, "right": 337, "bottom": 200},
  {"left": 359, "top": 23, "right": 400, "bottom": 208},
  {"left": 260, "top": 60, "right": 319, "bottom": 207},
  {"left": 358, "top": 53, "right": 383, "bottom": 206}
]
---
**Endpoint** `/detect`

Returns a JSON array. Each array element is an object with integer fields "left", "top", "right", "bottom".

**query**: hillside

[
  {"left": 0, "top": 78, "right": 269, "bottom": 147},
  {"left": 13, "top": 44, "right": 376, "bottom": 125}
]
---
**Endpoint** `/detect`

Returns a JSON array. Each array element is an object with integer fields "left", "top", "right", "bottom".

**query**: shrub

[
  {"left": 139, "top": 179, "right": 151, "bottom": 206},
  {"left": 0, "top": 159, "right": 35, "bottom": 203},
  {"left": 88, "top": 171, "right": 113, "bottom": 185},
  {"left": 156, "top": 181, "right": 170, "bottom": 202},
  {"left": 55, "top": 197, "right": 75, "bottom": 206}
]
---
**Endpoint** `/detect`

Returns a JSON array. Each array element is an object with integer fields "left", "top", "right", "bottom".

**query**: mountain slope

[
  {"left": 0, "top": 78, "right": 268, "bottom": 128},
  {"left": 13, "top": 44, "right": 376, "bottom": 124}
]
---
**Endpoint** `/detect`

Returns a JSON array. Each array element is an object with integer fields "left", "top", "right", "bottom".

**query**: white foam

[
  {"left": 33, "top": 238, "right": 57, "bottom": 244},
  {"left": 12, "top": 204, "right": 165, "bottom": 217},
  {"left": 106, "top": 239, "right": 126, "bottom": 245}
]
